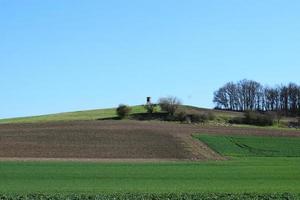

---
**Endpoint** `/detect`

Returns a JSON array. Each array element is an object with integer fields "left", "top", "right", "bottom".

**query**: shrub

[
  {"left": 144, "top": 104, "right": 157, "bottom": 114},
  {"left": 207, "top": 112, "right": 216, "bottom": 121},
  {"left": 175, "top": 112, "right": 210, "bottom": 124},
  {"left": 174, "top": 112, "right": 210, "bottom": 123},
  {"left": 229, "top": 117, "right": 244, "bottom": 124},
  {"left": 244, "top": 111, "right": 274, "bottom": 126},
  {"left": 191, "top": 114, "right": 208, "bottom": 123},
  {"left": 268, "top": 111, "right": 284, "bottom": 125},
  {"left": 175, "top": 111, "right": 187, "bottom": 123},
  {"left": 158, "top": 96, "right": 181, "bottom": 116},
  {"left": 219, "top": 116, "right": 231, "bottom": 123},
  {"left": 116, "top": 104, "right": 131, "bottom": 119},
  {"left": 229, "top": 111, "right": 274, "bottom": 126},
  {"left": 289, "top": 117, "right": 300, "bottom": 129}
]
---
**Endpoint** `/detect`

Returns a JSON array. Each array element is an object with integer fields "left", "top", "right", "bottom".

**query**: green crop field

[
  {"left": 196, "top": 134, "right": 300, "bottom": 157},
  {"left": 0, "top": 158, "right": 300, "bottom": 194}
]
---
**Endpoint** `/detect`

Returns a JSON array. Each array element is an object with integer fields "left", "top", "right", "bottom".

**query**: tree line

[{"left": 213, "top": 79, "right": 300, "bottom": 116}]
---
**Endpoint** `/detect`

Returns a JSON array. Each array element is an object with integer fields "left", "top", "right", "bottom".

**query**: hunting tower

[{"left": 146, "top": 97, "right": 151, "bottom": 105}]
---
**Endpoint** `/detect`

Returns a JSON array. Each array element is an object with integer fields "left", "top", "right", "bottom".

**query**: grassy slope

[
  {"left": 0, "top": 158, "right": 300, "bottom": 193},
  {"left": 0, "top": 105, "right": 295, "bottom": 130},
  {"left": 0, "top": 106, "right": 146, "bottom": 124},
  {"left": 0, "top": 105, "right": 245, "bottom": 124},
  {"left": 196, "top": 134, "right": 300, "bottom": 157}
]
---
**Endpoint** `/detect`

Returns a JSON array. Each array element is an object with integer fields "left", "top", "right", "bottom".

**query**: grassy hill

[
  {"left": 0, "top": 106, "right": 146, "bottom": 124},
  {"left": 0, "top": 105, "right": 244, "bottom": 124},
  {"left": 0, "top": 105, "right": 295, "bottom": 129}
]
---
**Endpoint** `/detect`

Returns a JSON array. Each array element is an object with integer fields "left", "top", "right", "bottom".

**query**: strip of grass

[
  {"left": 0, "top": 193, "right": 299, "bottom": 200},
  {"left": 232, "top": 123, "right": 299, "bottom": 132},
  {"left": 196, "top": 134, "right": 300, "bottom": 157},
  {"left": 0, "top": 158, "right": 300, "bottom": 193}
]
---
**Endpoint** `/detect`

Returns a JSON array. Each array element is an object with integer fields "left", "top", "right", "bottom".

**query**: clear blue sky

[{"left": 1, "top": 0, "right": 300, "bottom": 119}]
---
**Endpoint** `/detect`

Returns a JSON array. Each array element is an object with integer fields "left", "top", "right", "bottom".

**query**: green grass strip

[
  {"left": 196, "top": 134, "right": 300, "bottom": 157},
  {"left": 0, "top": 193, "right": 299, "bottom": 200}
]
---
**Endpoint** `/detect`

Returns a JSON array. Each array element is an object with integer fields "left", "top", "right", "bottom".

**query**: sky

[{"left": 1, "top": 0, "right": 300, "bottom": 119}]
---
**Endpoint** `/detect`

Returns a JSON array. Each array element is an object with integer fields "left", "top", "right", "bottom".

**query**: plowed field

[{"left": 0, "top": 120, "right": 299, "bottom": 161}]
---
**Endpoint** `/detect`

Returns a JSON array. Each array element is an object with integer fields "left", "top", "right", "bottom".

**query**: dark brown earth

[{"left": 0, "top": 120, "right": 299, "bottom": 161}]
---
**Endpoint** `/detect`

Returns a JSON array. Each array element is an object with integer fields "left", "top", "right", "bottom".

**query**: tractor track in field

[{"left": 0, "top": 120, "right": 299, "bottom": 161}]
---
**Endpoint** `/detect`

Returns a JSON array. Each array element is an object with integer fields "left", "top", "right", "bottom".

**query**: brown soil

[{"left": 0, "top": 120, "right": 299, "bottom": 161}]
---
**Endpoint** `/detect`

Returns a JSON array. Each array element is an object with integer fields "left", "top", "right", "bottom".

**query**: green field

[
  {"left": 0, "top": 158, "right": 300, "bottom": 194},
  {"left": 196, "top": 134, "right": 300, "bottom": 157}
]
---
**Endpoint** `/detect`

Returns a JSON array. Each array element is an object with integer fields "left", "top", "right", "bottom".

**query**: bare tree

[
  {"left": 288, "top": 83, "right": 298, "bottom": 115},
  {"left": 213, "top": 80, "right": 300, "bottom": 117},
  {"left": 213, "top": 87, "right": 229, "bottom": 109},
  {"left": 297, "top": 86, "right": 300, "bottom": 116},
  {"left": 214, "top": 79, "right": 262, "bottom": 111},
  {"left": 280, "top": 85, "right": 289, "bottom": 115},
  {"left": 264, "top": 87, "right": 279, "bottom": 111},
  {"left": 158, "top": 96, "right": 181, "bottom": 116},
  {"left": 275, "top": 110, "right": 284, "bottom": 126}
]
